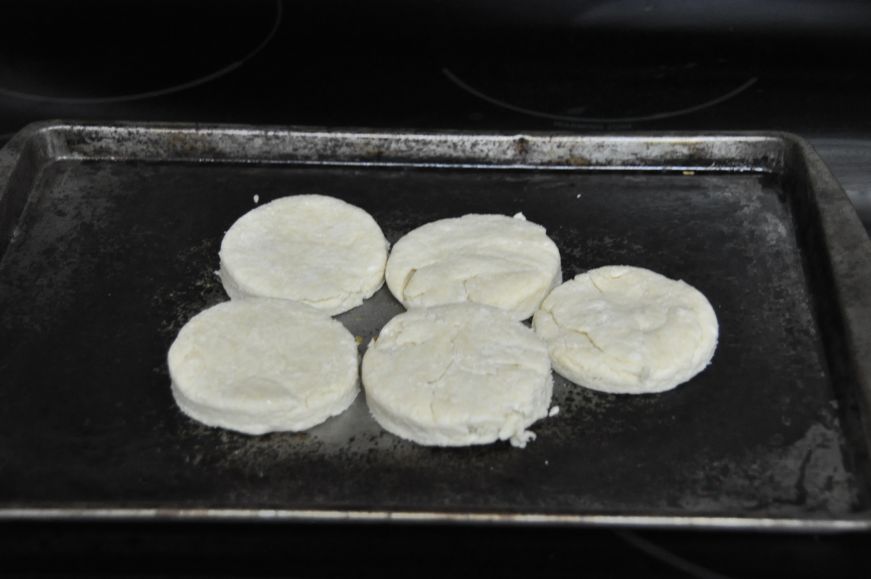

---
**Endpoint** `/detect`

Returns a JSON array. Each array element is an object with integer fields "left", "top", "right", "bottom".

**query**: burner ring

[
  {"left": 0, "top": 1, "right": 282, "bottom": 106},
  {"left": 443, "top": 67, "right": 757, "bottom": 124}
]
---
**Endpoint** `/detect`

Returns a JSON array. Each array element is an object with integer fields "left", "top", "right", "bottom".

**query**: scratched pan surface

[{"left": 0, "top": 123, "right": 870, "bottom": 529}]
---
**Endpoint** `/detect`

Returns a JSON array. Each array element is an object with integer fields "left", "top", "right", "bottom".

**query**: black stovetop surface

[{"left": 1, "top": 1, "right": 870, "bottom": 577}]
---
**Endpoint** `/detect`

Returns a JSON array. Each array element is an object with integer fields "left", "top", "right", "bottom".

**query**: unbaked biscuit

[
  {"left": 533, "top": 266, "right": 718, "bottom": 394},
  {"left": 385, "top": 214, "right": 561, "bottom": 320},
  {"left": 362, "top": 303, "right": 553, "bottom": 447},
  {"left": 168, "top": 299, "right": 359, "bottom": 434},
  {"left": 219, "top": 195, "right": 388, "bottom": 316}
]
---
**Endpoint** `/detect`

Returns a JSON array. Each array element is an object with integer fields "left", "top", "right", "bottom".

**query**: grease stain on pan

[{"left": 674, "top": 421, "right": 854, "bottom": 515}]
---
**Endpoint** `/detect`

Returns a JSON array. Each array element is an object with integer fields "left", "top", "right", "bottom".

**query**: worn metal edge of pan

[
  {"left": 783, "top": 135, "right": 871, "bottom": 496},
  {"left": 1, "top": 119, "right": 786, "bottom": 173},
  {"left": 1, "top": 121, "right": 870, "bottom": 531},
  {"left": 0, "top": 508, "right": 869, "bottom": 532}
]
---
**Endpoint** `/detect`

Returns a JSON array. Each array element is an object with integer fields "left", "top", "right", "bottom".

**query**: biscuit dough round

[
  {"left": 219, "top": 195, "right": 388, "bottom": 315},
  {"left": 168, "top": 299, "right": 359, "bottom": 434},
  {"left": 385, "top": 214, "right": 561, "bottom": 320},
  {"left": 362, "top": 303, "right": 553, "bottom": 448},
  {"left": 533, "top": 266, "right": 718, "bottom": 394}
]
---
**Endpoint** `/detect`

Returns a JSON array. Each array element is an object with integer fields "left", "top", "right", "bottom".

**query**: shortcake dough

[
  {"left": 168, "top": 299, "right": 359, "bottom": 434},
  {"left": 384, "top": 214, "right": 561, "bottom": 320},
  {"left": 362, "top": 303, "right": 553, "bottom": 448},
  {"left": 219, "top": 195, "right": 388, "bottom": 315},
  {"left": 533, "top": 266, "right": 718, "bottom": 394}
]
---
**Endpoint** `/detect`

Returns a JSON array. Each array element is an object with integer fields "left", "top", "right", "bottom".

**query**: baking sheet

[{"left": 0, "top": 122, "right": 869, "bottom": 530}]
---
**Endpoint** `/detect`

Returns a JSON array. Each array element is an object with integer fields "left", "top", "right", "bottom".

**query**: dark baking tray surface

[{"left": 1, "top": 122, "right": 870, "bottom": 530}]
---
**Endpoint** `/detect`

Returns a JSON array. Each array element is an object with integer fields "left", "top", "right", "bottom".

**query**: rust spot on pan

[{"left": 567, "top": 156, "right": 591, "bottom": 166}]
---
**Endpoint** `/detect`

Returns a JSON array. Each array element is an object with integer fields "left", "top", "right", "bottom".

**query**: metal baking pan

[{"left": 1, "top": 121, "right": 870, "bottom": 531}]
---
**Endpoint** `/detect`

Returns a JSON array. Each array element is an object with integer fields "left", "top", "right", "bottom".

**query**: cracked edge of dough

[{"left": 218, "top": 261, "right": 383, "bottom": 316}]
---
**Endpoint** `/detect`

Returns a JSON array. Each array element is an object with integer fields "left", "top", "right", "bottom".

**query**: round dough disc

[
  {"left": 219, "top": 194, "right": 388, "bottom": 316},
  {"left": 168, "top": 299, "right": 359, "bottom": 434},
  {"left": 385, "top": 214, "right": 561, "bottom": 321},
  {"left": 362, "top": 303, "right": 553, "bottom": 448},
  {"left": 533, "top": 266, "right": 718, "bottom": 394}
]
